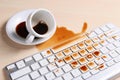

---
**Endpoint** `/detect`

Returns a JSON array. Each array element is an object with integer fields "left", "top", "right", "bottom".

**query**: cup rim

[{"left": 26, "top": 8, "right": 56, "bottom": 38}]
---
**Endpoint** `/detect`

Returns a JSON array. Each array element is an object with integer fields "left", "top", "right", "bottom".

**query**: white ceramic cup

[{"left": 25, "top": 9, "right": 56, "bottom": 43}]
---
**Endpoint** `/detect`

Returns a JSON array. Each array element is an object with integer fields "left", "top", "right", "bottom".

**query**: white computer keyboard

[{"left": 4, "top": 24, "right": 120, "bottom": 80}]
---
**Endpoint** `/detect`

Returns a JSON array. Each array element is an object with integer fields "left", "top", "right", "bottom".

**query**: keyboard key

[
  {"left": 39, "top": 67, "right": 49, "bottom": 75},
  {"left": 41, "top": 49, "right": 53, "bottom": 57},
  {"left": 100, "top": 40, "right": 108, "bottom": 46},
  {"left": 84, "top": 39, "right": 93, "bottom": 46},
  {"left": 87, "top": 31, "right": 97, "bottom": 38},
  {"left": 100, "top": 25, "right": 109, "bottom": 32},
  {"left": 80, "top": 65, "right": 89, "bottom": 73},
  {"left": 64, "top": 56, "right": 73, "bottom": 63},
  {"left": 73, "top": 76, "right": 83, "bottom": 80},
  {"left": 92, "top": 37, "right": 100, "bottom": 42},
  {"left": 62, "top": 64, "right": 72, "bottom": 72},
  {"left": 56, "top": 51, "right": 65, "bottom": 59},
  {"left": 93, "top": 50, "right": 102, "bottom": 57},
  {"left": 10, "top": 67, "right": 31, "bottom": 80},
  {"left": 87, "top": 61, "right": 97, "bottom": 69},
  {"left": 86, "top": 46, "right": 95, "bottom": 52},
  {"left": 70, "top": 45, "right": 80, "bottom": 52},
  {"left": 101, "top": 54, "right": 112, "bottom": 61},
  {"left": 36, "top": 76, "right": 46, "bottom": 80},
  {"left": 24, "top": 57, "right": 35, "bottom": 65},
  {"left": 54, "top": 68, "right": 64, "bottom": 76},
  {"left": 70, "top": 61, "right": 80, "bottom": 68},
  {"left": 98, "top": 63, "right": 107, "bottom": 70},
  {"left": 16, "top": 75, "right": 31, "bottom": 80},
  {"left": 63, "top": 48, "right": 72, "bottom": 55},
  {"left": 30, "top": 71, "right": 40, "bottom": 79},
  {"left": 78, "top": 57, "right": 88, "bottom": 64},
  {"left": 54, "top": 77, "right": 63, "bottom": 80},
  {"left": 113, "top": 41, "right": 120, "bottom": 47},
  {"left": 86, "top": 53, "right": 95, "bottom": 61},
  {"left": 71, "top": 68, "right": 81, "bottom": 77},
  {"left": 7, "top": 64, "right": 17, "bottom": 73},
  {"left": 77, "top": 42, "right": 86, "bottom": 49},
  {"left": 39, "top": 59, "right": 49, "bottom": 66},
  {"left": 106, "top": 60, "right": 115, "bottom": 66},
  {"left": 94, "top": 28, "right": 103, "bottom": 34},
  {"left": 48, "top": 55, "right": 57, "bottom": 63},
  {"left": 95, "top": 58, "right": 104, "bottom": 64},
  {"left": 109, "top": 50, "right": 119, "bottom": 58},
  {"left": 98, "top": 34, "right": 107, "bottom": 39},
  {"left": 71, "top": 52, "right": 80, "bottom": 59},
  {"left": 114, "top": 56, "right": 120, "bottom": 62},
  {"left": 45, "top": 72, "right": 55, "bottom": 80},
  {"left": 82, "top": 72, "right": 92, "bottom": 79},
  {"left": 106, "top": 24, "right": 115, "bottom": 29},
  {"left": 93, "top": 43, "right": 102, "bottom": 49},
  {"left": 115, "top": 48, "right": 120, "bottom": 54},
  {"left": 107, "top": 44, "right": 116, "bottom": 50},
  {"left": 56, "top": 59, "right": 65, "bottom": 67},
  {"left": 16, "top": 60, "right": 25, "bottom": 69},
  {"left": 31, "top": 63, "right": 40, "bottom": 70},
  {"left": 90, "top": 67, "right": 99, "bottom": 74},
  {"left": 79, "top": 49, "right": 88, "bottom": 56},
  {"left": 62, "top": 72, "right": 73, "bottom": 80},
  {"left": 47, "top": 63, "right": 57, "bottom": 71},
  {"left": 100, "top": 47, "right": 109, "bottom": 54},
  {"left": 33, "top": 53, "right": 42, "bottom": 61}
]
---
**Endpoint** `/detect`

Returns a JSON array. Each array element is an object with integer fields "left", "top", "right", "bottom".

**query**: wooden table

[{"left": 0, "top": 0, "right": 120, "bottom": 80}]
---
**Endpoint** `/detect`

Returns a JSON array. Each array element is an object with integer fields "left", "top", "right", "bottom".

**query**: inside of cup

[{"left": 31, "top": 10, "right": 55, "bottom": 36}]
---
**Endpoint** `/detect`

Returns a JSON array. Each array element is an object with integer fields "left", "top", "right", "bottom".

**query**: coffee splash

[{"left": 36, "top": 22, "right": 87, "bottom": 50}]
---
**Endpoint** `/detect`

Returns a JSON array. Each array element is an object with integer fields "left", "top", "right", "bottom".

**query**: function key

[
  {"left": 94, "top": 28, "right": 103, "bottom": 34},
  {"left": 77, "top": 42, "right": 86, "bottom": 49},
  {"left": 70, "top": 45, "right": 79, "bottom": 52},
  {"left": 7, "top": 64, "right": 17, "bottom": 73},
  {"left": 33, "top": 53, "right": 43, "bottom": 61},
  {"left": 16, "top": 60, "right": 25, "bottom": 69},
  {"left": 24, "top": 57, "right": 35, "bottom": 66},
  {"left": 41, "top": 49, "right": 53, "bottom": 57},
  {"left": 56, "top": 51, "right": 65, "bottom": 59},
  {"left": 63, "top": 48, "right": 72, "bottom": 55},
  {"left": 84, "top": 39, "right": 93, "bottom": 46},
  {"left": 100, "top": 25, "right": 109, "bottom": 32}
]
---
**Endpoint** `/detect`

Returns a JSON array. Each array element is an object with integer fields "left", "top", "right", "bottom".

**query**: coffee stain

[{"left": 36, "top": 22, "right": 87, "bottom": 50}]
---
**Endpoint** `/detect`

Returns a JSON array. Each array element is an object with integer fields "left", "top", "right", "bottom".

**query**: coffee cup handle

[{"left": 25, "top": 33, "right": 35, "bottom": 43}]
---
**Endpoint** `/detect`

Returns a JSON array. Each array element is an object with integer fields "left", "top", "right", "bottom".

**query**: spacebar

[
  {"left": 10, "top": 67, "right": 31, "bottom": 80},
  {"left": 87, "top": 62, "right": 120, "bottom": 80}
]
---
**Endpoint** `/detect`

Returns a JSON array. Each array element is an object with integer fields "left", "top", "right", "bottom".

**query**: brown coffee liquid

[
  {"left": 33, "top": 21, "right": 48, "bottom": 35},
  {"left": 16, "top": 22, "right": 29, "bottom": 38}
]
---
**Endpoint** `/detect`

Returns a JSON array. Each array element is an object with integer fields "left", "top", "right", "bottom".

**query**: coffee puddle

[{"left": 36, "top": 22, "right": 87, "bottom": 50}]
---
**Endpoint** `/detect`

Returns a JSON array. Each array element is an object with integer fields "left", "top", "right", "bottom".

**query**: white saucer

[{"left": 6, "top": 9, "right": 54, "bottom": 45}]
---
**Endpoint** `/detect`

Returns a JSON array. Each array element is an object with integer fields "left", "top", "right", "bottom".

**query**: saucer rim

[{"left": 6, "top": 9, "right": 55, "bottom": 45}]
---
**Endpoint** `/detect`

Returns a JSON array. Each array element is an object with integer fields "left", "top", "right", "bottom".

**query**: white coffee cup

[{"left": 25, "top": 9, "right": 56, "bottom": 43}]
